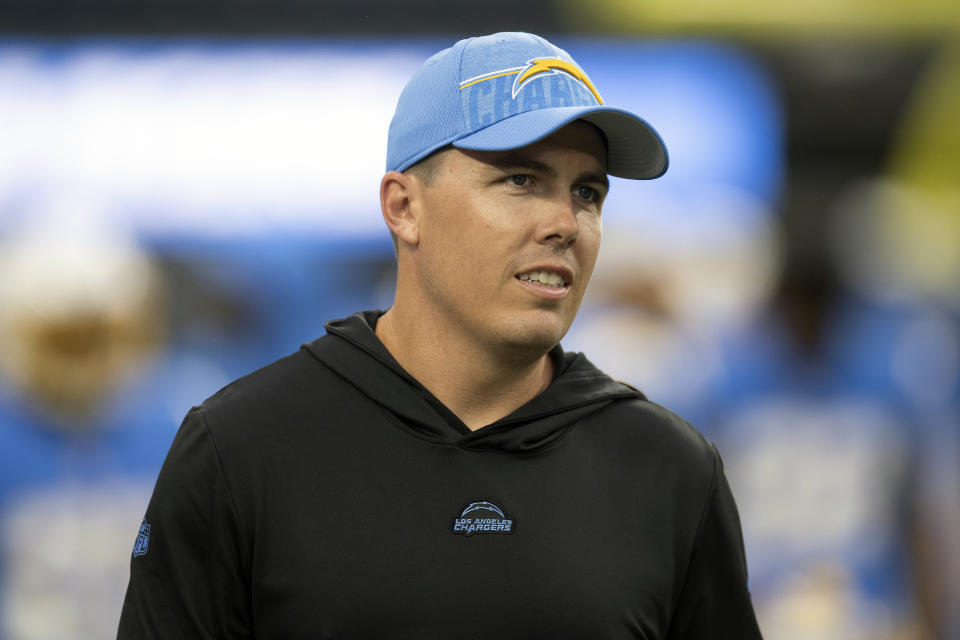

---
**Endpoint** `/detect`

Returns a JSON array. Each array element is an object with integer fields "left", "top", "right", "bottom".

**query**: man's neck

[{"left": 374, "top": 307, "right": 554, "bottom": 431}]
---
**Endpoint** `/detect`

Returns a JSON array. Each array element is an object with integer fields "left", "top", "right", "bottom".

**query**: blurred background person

[{"left": 0, "top": 205, "right": 176, "bottom": 639}]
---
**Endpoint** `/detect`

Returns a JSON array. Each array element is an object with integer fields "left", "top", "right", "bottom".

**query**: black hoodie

[{"left": 118, "top": 311, "right": 762, "bottom": 639}]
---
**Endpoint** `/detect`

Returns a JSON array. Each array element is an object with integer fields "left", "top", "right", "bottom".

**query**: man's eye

[
  {"left": 575, "top": 185, "right": 598, "bottom": 201},
  {"left": 509, "top": 174, "right": 529, "bottom": 187}
]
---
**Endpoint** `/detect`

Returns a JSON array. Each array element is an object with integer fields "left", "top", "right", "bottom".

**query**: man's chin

[{"left": 494, "top": 314, "right": 570, "bottom": 358}]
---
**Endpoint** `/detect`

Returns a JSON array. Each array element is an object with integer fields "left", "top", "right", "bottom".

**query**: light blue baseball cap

[{"left": 386, "top": 32, "right": 668, "bottom": 180}]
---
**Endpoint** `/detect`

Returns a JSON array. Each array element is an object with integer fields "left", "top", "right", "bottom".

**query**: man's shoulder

[
  {"left": 586, "top": 395, "right": 720, "bottom": 475},
  {"left": 193, "top": 337, "right": 343, "bottom": 433}
]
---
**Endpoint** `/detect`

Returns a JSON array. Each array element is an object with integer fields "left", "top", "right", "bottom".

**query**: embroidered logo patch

[
  {"left": 458, "top": 57, "right": 603, "bottom": 104},
  {"left": 133, "top": 517, "right": 151, "bottom": 557},
  {"left": 451, "top": 500, "right": 514, "bottom": 536}
]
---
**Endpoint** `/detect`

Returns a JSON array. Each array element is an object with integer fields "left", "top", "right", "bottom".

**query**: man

[{"left": 118, "top": 32, "right": 762, "bottom": 638}]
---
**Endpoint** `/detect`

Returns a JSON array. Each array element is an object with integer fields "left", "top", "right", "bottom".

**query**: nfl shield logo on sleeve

[{"left": 133, "top": 518, "right": 151, "bottom": 557}]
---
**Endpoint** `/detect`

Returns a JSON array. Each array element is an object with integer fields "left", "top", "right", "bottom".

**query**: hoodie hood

[{"left": 302, "top": 311, "right": 643, "bottom": 454}]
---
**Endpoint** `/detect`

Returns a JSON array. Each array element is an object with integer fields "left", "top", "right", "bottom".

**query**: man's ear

[{"left": 380, "top": 171, "right": 421, "bottom": 248}]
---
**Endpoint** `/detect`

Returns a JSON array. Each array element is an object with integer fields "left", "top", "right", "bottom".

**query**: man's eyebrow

[
  {"left": 580, "top": 171, "right": 610, "bottom": 191},
  {"left": 487, "top": 153, "right": 610, "bottom": 190},
  {"left": 488, "top": 153, "right": 558, "bottom": 178}
]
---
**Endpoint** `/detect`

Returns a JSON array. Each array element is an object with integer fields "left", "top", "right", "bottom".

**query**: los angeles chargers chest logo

[{"left": 451, "top": 500, "right": 515, "bottom": 536}]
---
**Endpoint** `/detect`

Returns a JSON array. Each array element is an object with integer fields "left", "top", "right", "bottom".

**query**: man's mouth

[{"left": 516, "top": 270, "right": 569, "bottom": 288}]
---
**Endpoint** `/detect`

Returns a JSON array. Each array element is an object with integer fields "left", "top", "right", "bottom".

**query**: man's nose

[{"left": 536, "top": 193, "right": 580, "bottom": 249}]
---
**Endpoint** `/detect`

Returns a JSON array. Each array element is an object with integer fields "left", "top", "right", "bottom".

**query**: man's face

[{"left": 411, "top": 120, "right": 608, "bottom": 357}]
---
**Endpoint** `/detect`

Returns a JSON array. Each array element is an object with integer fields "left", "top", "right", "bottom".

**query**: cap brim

[{"left": 452, "top": 105, "right": 668, "bottom": 180}]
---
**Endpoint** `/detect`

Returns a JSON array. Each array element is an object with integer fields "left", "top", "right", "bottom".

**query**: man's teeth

[{"left": 518, "top": 270, "right": 567, "bottom": 286}]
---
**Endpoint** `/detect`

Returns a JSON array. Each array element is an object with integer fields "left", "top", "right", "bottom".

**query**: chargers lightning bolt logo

[
  {"left": 512, "top": 58, "right": 602, "bottom": 103},
  {"left": 459, "top": 57, "right": 603, "bottom": 104}
]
